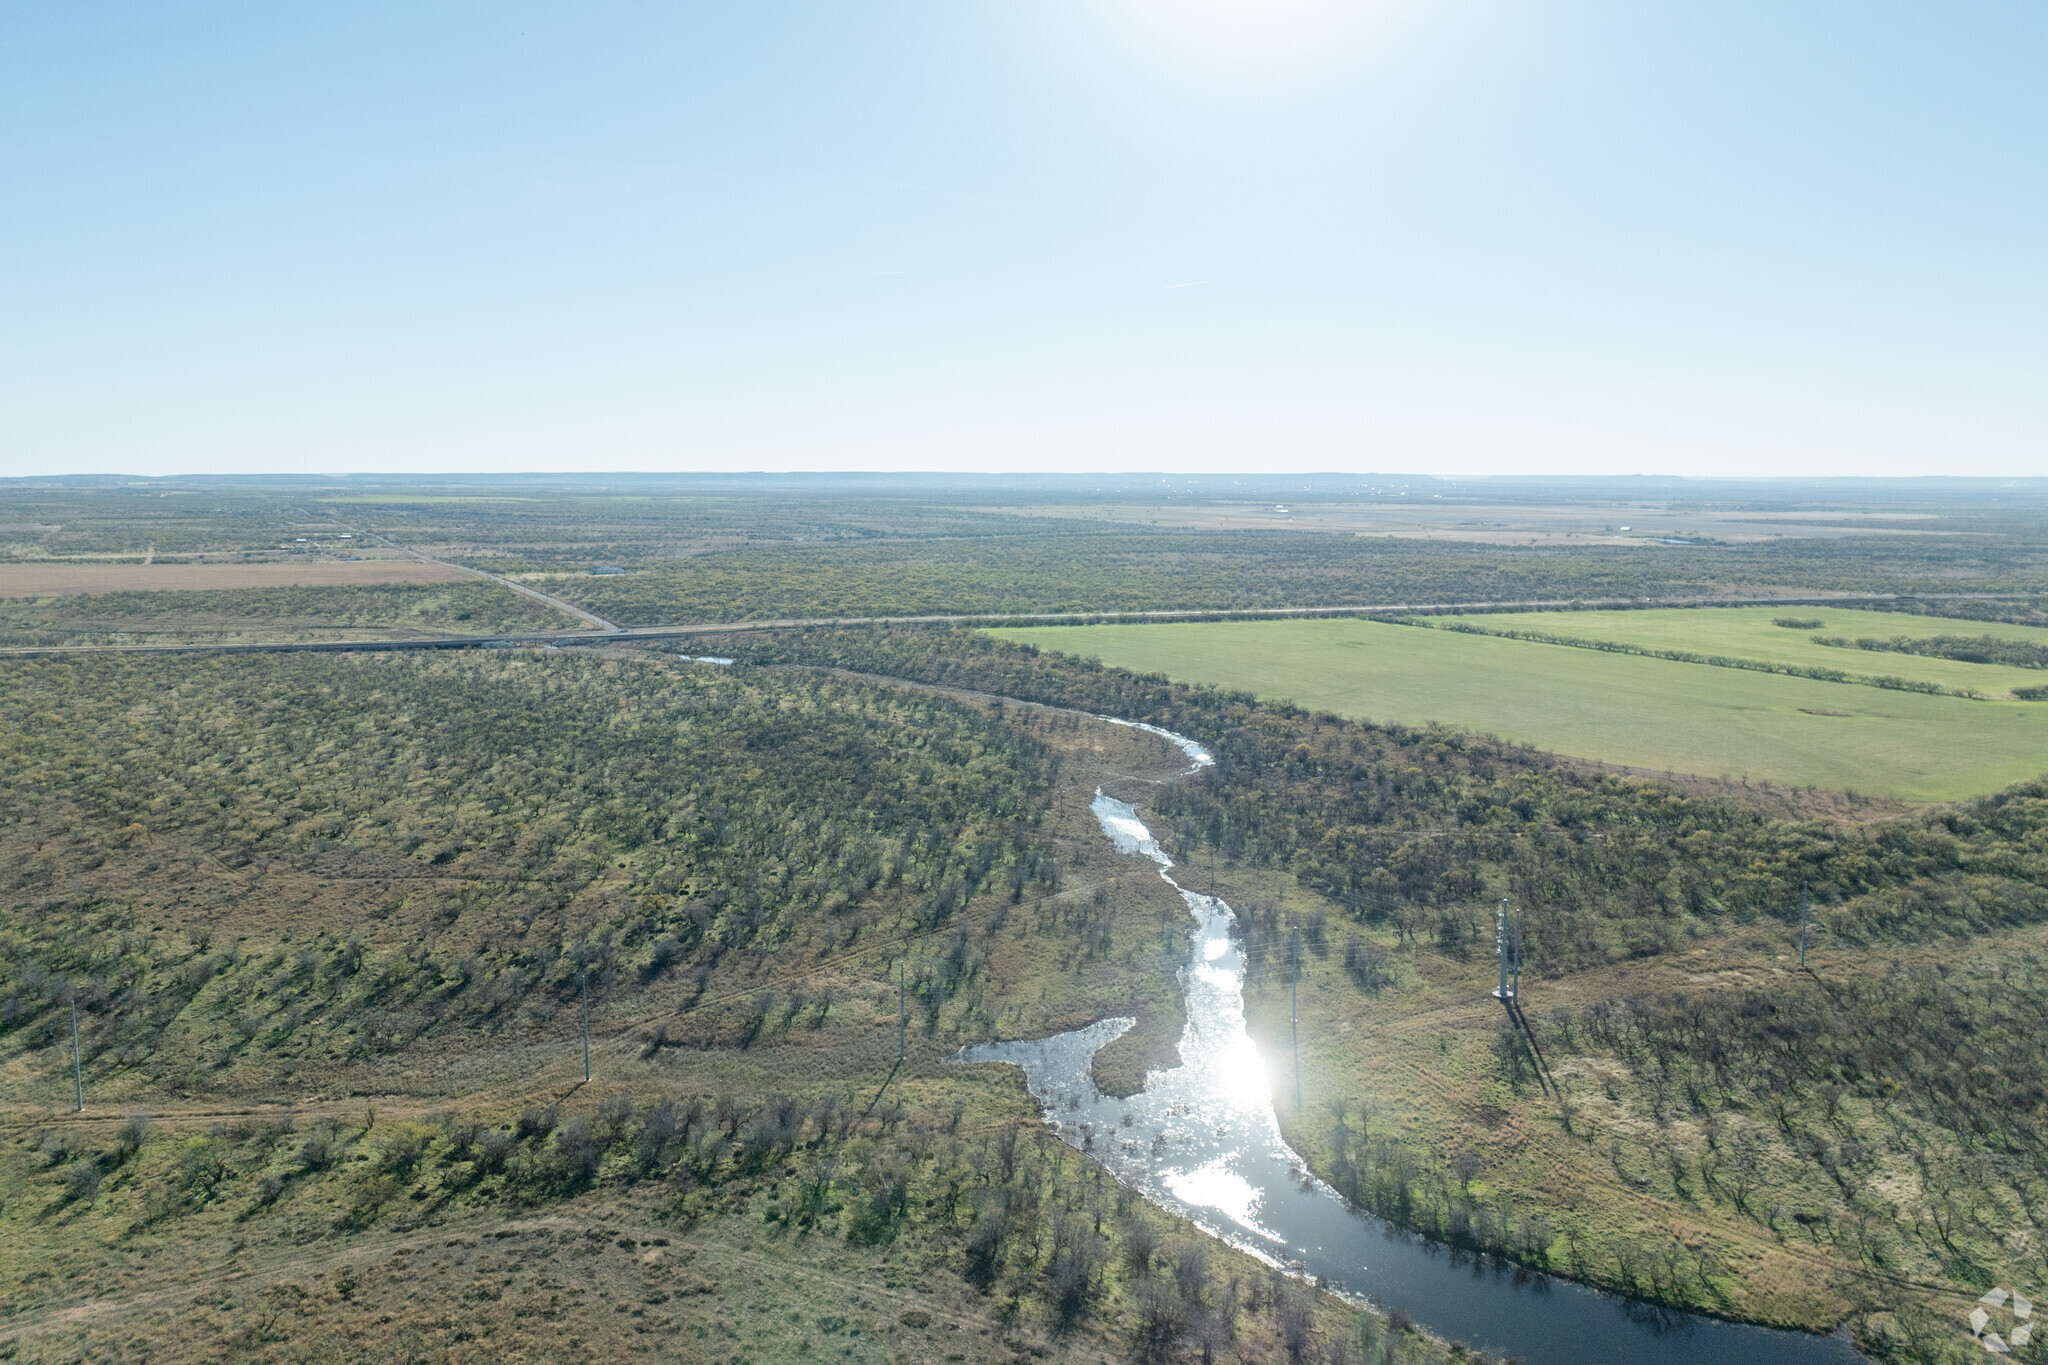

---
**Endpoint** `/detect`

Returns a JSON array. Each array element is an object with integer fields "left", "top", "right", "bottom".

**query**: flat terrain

[
  {"left": 1450, "top": 606, "right": 2048, "bottom": 698},
  {"left": 988, "top": 618, "right": 2048, "bottom": 800},
  {"left": 0, "top": 559, "right": 469, "bottom": 597},
  {"left": 976, "top": 501, "right": 1952, "bottom": 545}
]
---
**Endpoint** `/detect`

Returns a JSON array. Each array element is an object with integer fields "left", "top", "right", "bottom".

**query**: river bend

[{"left": 954, "top": 722, "right": 1861, "bottom": 1365}]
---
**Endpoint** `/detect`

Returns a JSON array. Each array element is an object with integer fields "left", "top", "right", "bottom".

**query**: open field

[
  {"left": 0, "top": 559, "right": 468, "bottom": 597},
  {"left": 1448, "top": 607, "right": 2048, "bottom": 699},
  {"left": 988, "top": 619, "right": 2048, "bottom": 801}
]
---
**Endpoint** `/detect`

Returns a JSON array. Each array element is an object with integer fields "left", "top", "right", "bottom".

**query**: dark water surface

[{"left": 953, "top": 726, "right": 1862, "bottom": 1365}]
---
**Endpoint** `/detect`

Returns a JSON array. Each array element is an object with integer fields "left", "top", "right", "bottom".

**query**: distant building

[{"left": 589, "top": 564, "right": 625, "bottom": 575}]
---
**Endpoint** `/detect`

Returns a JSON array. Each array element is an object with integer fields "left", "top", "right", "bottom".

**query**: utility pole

[
  {"left": 580, "top": 969, "right": 590, "bottom": 1083},
  {"left": 898, "top": 958, "right": 907, "bottom": 1063},
  {"left": 1799, "top": 882, "right": 1810, "bottom": 969},
  {"left": 1289, "top": 925, "right": 1302, "bottom": 1113},
  {"left": 71, "top": 1001, "right": 83, "bottom": 1112}
]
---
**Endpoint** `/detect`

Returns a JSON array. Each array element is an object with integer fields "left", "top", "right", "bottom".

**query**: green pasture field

[
  {"left": 1449, "top": 605, "right": 2048, "bottom": 698},
  {"left": 987, "top": 618, "right": 2048, "bottom": 800}
]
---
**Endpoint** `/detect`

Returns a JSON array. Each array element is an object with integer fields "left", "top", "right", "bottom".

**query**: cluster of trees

[
  {"left": 0, "top": 650, "right": 1061, "bottom": 1086},
  {"left": 1811, "top": 634, "right": 2048, "bottom": 698},
  {"left": 1812, "top": 632, "right": 2048, "bottom": 671},
  {"left": 1316, "top": 1099, "right": 1562, "bottom": 1273},
  {"left": 1875, "top": 596, "right": 2048, "bottom": 631}
]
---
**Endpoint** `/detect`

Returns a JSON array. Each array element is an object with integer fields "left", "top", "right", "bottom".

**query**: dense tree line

[
  {"left": 1814, "top": 631, "right": 2048, "bottom": 672},
  {"left": 1876, "top": 596, "right": 2048, "bottom": 631}
]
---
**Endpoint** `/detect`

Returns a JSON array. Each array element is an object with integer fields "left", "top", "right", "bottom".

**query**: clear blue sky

[{"left": 2, "top": 2, "right": 2041, "bottom": 477}]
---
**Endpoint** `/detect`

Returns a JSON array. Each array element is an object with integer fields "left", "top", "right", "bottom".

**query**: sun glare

[{"left": 1113, "top": 0, "right": 1390, "bottom": 67}]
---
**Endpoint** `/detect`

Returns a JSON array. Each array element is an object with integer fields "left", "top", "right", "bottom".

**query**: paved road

[{"left": 0, "top": 590, "right": 2013, "bottom": 659}]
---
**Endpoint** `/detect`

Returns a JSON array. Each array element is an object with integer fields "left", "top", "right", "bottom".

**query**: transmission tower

[
  {"left": 1290, "top": 925, "right": 1303, "bottom": 1112},
  {"left": 1512, "top": 901, "right": 1523, "bottom": 1000}
]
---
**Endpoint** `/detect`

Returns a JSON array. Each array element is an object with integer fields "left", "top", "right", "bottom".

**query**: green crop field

[
  {"left": 987, "top": 617, "right": 2048, "bottom": 800},
  {"left": 1448, "top": 605, "right": 2048, "bottom": 698}
]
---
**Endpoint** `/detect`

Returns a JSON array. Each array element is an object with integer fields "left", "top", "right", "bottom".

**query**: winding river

[{"left": 954, "top": 722, "right": 1862, "bottom": 1365}]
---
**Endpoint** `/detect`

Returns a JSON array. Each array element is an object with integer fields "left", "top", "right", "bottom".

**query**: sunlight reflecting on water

[
  {"left": 1164, "top": 1156, "right": 1271, "bottom": 1236},
  {"left": 949, "top": 745, "right": 1864, "bottom": 1365}
]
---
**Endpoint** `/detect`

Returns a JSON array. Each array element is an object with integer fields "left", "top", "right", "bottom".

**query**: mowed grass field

[
  {"left": 1451, "top": 605, "right": 2048, "bottom": 698},
  {"left": 987, "top": 617, "right": 2048, "bottom": 800}
]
